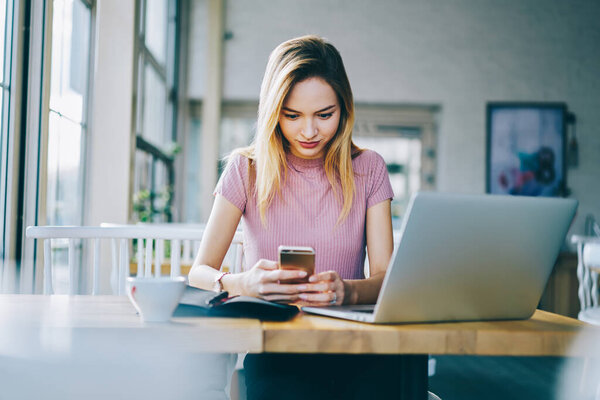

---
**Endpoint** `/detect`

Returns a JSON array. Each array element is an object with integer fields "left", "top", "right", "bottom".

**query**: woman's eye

[
  {"left": 284, "top": 114, "right": 299, "bottom": 120},
  {"left": 318, "top": 113, "right": 333, "bottom": 119}
]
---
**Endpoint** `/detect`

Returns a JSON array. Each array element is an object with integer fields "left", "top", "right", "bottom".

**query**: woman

[{"left": 189, "top": 35, "right": 396, "bottom": 399}]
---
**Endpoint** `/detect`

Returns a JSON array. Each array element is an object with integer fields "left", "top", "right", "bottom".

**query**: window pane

[
  {"left": 134, "top": 150, "right": 151, "bottom": 197},
  {"left": 153, "top": 160, "right": 169, "bottom": 222},
  {"left": 46, "top": 113, "right": 84, "bottom": 225},
  {"left": 142, "top": 63, "right": 167, "bottom": 146},
  {"left": 132, "top": 150, "right": 171, "bottom": 223},
  {"left": 184, "top": 117, "right": 201, "bottom": 222},
  {"left": 49, "top": 0, "right": 91, "bottom": 123},
  {"left": 50, "top": 238, "right": 81, "bottom": 294},
  {"left": 69, "top": 1, "right": 91, "bottom": 93},
  {"left": 353, "top": 135, "right": 421, "bottom": 222},
  {"left": 144, "top": 0, "right": 168, "bottom": 65},
  {"left": 133, "top": 150, "right": 153, "bottom": 222},
  {"left": 220, "top": 117, "right": 255, "bottom": 159}
]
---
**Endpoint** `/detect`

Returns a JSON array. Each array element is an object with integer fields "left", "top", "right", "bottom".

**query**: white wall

[
  {"left": 188, "top": 0, "right": 600, "bottom": 236},
  {"left": 85, "top": 0, "right": 136, "bottom": 292},
  {"left": 86, "top": 0, "right": 135, "bottom": 228}
]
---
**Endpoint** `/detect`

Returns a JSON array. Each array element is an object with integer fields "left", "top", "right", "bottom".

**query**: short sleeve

[
  {"left": 365, "top": 151, "right": 394, "bottom": 209},
  {"left": 214, "top": 153, "right": 249, "bottom": 213}
]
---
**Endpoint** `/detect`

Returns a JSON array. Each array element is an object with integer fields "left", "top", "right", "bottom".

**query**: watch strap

[{"left": 213, "top": 271, "right": 230, "bottom": 292}]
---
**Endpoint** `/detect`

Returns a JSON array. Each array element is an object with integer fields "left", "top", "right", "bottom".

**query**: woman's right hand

[{"left": 237, "top": 259, "right": 308, "bottom": 302}]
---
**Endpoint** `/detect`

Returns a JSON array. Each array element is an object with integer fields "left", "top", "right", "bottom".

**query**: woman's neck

[{"left": 286, "top": 151, "right": 324, "bottom": 170}]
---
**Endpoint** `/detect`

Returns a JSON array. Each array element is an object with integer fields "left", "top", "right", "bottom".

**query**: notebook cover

[{"left": 173, "top": 285, "right": 299, "bottom": 321}]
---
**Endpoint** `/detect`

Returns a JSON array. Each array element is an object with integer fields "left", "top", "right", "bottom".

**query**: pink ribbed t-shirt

[{"left": 214, "top": 149, "right": 394, "bottom": 279}]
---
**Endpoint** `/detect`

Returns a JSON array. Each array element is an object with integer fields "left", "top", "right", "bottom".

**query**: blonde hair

[{"left": 233, "top": 35, "right": 360, "bottom": 226}]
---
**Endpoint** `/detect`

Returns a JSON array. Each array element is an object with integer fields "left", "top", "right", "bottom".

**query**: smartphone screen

[{"left": 278, "top": 245, "right": 315, "bottom": 284}]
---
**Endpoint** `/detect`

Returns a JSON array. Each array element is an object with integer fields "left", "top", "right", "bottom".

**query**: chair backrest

[
  {"left": 571, "top": 234, "right": 600, "bottom": 315},
  {"left": 25, "top": 225, "right": 244, "bottom": 295}
]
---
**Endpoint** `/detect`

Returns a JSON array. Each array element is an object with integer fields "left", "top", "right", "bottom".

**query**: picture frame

[{"left": 486, "top": 102, "right": 567, "bottom": 197}]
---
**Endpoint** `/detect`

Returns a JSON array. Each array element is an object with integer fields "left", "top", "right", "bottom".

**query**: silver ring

[{"left": 330, "top": 292, "right": 337, "bottom": 305}]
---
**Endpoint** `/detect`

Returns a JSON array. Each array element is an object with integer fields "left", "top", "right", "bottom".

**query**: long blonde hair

[{"left": 234, "top": 35, "right": 360, "bottom": 226}]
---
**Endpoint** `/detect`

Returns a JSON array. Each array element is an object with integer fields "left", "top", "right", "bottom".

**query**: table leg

[{"left": 397, "top": 354, "right": 429, "bottom": 400}]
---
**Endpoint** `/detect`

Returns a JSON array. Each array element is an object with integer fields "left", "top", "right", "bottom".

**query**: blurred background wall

[{"left": 185, "top": 0, "right": 599, "bottom": 235}]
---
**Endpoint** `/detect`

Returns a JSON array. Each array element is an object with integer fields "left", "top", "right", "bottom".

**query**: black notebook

[{"left": 173, "top": 285, "right": 299, "bottom": 321}]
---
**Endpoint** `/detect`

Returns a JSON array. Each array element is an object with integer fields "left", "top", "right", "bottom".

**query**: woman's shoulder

[
  {"left": 352, "top": 148, "right": 386, "bottom": 171},
  {"left": 225, "top": 147, "right": 254, "bottom": 170}
]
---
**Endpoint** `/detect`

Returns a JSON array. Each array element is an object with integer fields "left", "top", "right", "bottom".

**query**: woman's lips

[{"left": 299, "top": 141, "right": 320, "bottom": 149}]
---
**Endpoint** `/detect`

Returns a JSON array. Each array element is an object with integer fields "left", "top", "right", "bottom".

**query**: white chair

[
  {"left": 571, "top": 234, "right": 600, "bottom": 325},
  {"left": 25, "top": 225, "right": 244, "bottom": 295},
  {"left": 100, "top": 223, "right": 246, "bottom": 275}
]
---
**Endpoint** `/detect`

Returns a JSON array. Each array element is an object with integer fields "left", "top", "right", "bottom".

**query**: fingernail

[
  {"left": 298, "top": 271, "right": 307, "bottom": 277},
  {"left": 308, "top": 276, "right": 316, "bottom": 282},
  {"left": 299, "top": 294, "right": 307, "bottom": 300},
  {"left": 297, "top": 285, "right": 307, "bottom": 290}
]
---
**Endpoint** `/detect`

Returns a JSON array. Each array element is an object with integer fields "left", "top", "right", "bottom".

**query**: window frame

[
  {"left": 353, "top": 104, "right": 438, "bottom": 192},
  {"left": 0, "top": 0, "right": 16, "bottom": 292},
  {"left": 131, "top": 0, "right": 180, "bottom": 223},
  {"left": 0, "top": 0, "right": 52, "bottom": 293},
  {"left": 1, "top": 0, "right": 97, "bottom": 294},
  {"left": 40, "top": 0, "right": 95, "bottom": 294}
]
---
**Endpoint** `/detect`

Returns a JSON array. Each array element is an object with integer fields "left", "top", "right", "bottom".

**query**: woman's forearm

[
  {"left": 188, "top": 264, "right": 222, "bottom": 291},
  {"left": 344, "top": 271, "right": 386, "bottom": 305},
  {"left": 188, "top": 264, "right": 245, "bottom": 294},
  {"left": 190, "top": 262, "right": 385, "bottom": 305},
  {"left": 188, "top": 264, "right": 246, "bottom": 296}
]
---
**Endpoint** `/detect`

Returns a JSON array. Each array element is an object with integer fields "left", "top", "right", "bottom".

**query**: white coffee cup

[{"left": 126, "top": 276, "right": 186, "bottom": 322}]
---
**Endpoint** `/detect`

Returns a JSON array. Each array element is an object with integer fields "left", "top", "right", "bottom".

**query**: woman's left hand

[{"left": 296, "top": 271, "right": 346, "bottom": 306}]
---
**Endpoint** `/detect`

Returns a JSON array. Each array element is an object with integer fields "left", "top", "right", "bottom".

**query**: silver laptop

[{"left": 302, "top": 192, "right": 577, "bottom": 324}]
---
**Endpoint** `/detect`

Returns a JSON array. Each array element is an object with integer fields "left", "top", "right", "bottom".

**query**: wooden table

[
  {"left": 262, "top": 309, "right": 585, "bottom": 356},
  {"left": 0, "top": 295, "right": 595, "bottom": 400},
  {"left": 262, "top": 310, "right": 591, "bottom": 399}
]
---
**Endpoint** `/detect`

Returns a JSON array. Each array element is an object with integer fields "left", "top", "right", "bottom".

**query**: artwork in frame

[{"left": 486, "top": 102, "right": 567, "bottom": 197}]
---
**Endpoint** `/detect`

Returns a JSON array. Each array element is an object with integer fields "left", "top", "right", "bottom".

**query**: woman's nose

[{"left": 301, "top": 119, "right": 318, "bottom": 139}]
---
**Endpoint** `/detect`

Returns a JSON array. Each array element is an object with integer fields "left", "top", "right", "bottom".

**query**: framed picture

[{"left": 486, "top": 102, "right": 567, "bottom": 197}]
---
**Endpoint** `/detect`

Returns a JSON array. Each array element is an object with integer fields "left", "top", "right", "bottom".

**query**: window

[
  {"left": 47, "top": 0, "right": 92, "bottom": 226},
  {"left": 132, "top": 0, "right": 179, "bottom": 223},
  {"left": 353, "top": 105, "right": 438, "bottom": 226},
  {"left": 182, "top": 101, "right": 257, "bottom": 222},
  {"left": 218, "top": 103, "right": 257, "bottom": 169},
  {"left": 46, "top": 0, "right": 93, "bottom": 293},
  {"left": 183, "top": 102, "right": 202, "bottom": 223},
  {"left": 353, "top": 134, "right": 421, "bottom": 218}
]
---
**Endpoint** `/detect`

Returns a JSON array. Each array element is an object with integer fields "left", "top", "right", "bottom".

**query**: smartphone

[{"left": 278, "top": 245, "right": 315, "bottom": 284}]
